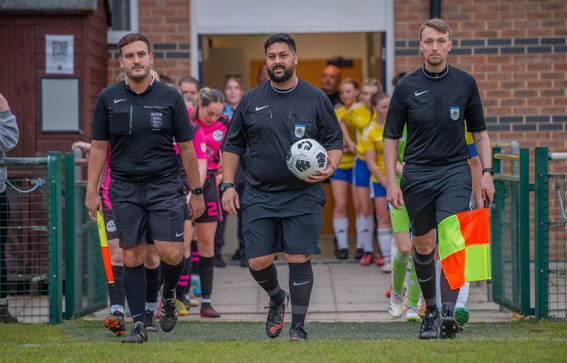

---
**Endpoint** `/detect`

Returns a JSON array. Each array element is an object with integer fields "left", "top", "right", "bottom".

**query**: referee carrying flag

[
  {"left": 96, "top": 211, "right": 115, "bottom": 284},
  {"left": 438, "top": 207, "right": 491, "bottom": 290}
]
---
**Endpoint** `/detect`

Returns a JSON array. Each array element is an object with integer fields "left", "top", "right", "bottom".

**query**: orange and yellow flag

[
  {"left": 438, "top": 208, "right": 491, "bottom": 290},
  {"left": 96, "top": 211, "right": 115, "bottom": 284}
]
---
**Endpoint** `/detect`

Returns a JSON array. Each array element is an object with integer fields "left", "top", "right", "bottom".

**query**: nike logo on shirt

[
  {"left": 175, "top": 232, "right": 183, "bottom": 237},
  {"left": 418, "top": 276, "right": 433, "bottom": 283},
  {"left": 293, "top": 281, "right": 310, "bottom": 286},
  {"left": 255, "top": 105, "right": 269, "bottom": 111},
  {"left": 114, "top": 98, "right": 127, "bottom": 103},
  {"left": 414, "top": 90, "right": 429, "bottom": 96}
]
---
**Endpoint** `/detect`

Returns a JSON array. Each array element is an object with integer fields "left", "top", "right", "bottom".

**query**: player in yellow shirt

[
  {"left": 349, "top": 78, "right": 382, "bottom": 264},
  {"left": 360, "top": 92, "right": 393, "bottom": 272},
  {"left": 330, "top": 79, "right": 361, "bottom": 259}
]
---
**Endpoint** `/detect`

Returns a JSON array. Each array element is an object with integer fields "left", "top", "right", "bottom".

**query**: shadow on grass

[{"left": 62, "top": 319, "right": 567, "bottom": 342}]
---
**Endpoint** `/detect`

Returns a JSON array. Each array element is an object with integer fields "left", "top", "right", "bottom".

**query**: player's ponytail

[{"left": 191, "top": 88, "right": 225, "bottom": 121}]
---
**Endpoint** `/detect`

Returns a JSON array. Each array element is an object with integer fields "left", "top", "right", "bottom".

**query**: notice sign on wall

[{"left": 46, "top": 35, "right": 74, "bottom": 74}]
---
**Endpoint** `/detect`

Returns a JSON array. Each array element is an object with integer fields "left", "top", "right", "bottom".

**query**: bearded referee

[
  {"left": 86, "top": 33, "right": 205, "bottom": 343},
  {"left": 221, "top": 34, "right": 343, "bottom": 341},
  {"left": 383, "top": 19, "right": 495, "bottom": 339}
]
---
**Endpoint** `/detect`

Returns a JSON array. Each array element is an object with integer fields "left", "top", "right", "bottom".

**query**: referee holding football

[
  {"left": 86, "top": 33, "right": 205, "bottom": 343},
  {"left": 383, "top": 19, "right": 495, "bottom": 340},
  {"left": 221, "top": 34, "right": 343, "bottom": 341}
]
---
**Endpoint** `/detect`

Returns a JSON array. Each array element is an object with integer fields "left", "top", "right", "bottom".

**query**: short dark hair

[
  {"left": 264, "top": 33, "right": 296, "bottom": 54},
  {"left": 118, "top": 33, "right": 150, "bottom": 56},
  {"left": 419, "top": 18, "right": 452, "bottom": 41},
  {"left": 392, "top": 72, "right": 407, "bottom": 87},
  {"left": 179, "top": 75, "right": 200, "bottom": 87}
]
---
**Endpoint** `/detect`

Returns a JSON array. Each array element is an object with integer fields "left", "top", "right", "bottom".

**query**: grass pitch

[{"left": 1, "top": 320, "right": 566, "bottom": 362}]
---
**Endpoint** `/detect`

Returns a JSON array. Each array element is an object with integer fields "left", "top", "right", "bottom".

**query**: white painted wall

[{"left": 192, "top": 0, "right": 395, "bottom": 93}]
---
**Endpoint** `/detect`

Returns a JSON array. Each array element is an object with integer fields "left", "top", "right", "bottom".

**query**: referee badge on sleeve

[
  {"left": 450, "top": 107, "right": 460, "bottom": 121},
  {"left": 294, "top": 124, "right": 305, "bottom": 138}
]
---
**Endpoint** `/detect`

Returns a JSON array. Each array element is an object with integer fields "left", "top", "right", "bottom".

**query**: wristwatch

[
  {"left": 191, "top": 187, "right": 204, "bottom": 195},
  {"left": 482, "top": 168, "right": 494, "bottom": 177},
  {"left": 220, "top": 182, "right": 235, "bottom": 192}
]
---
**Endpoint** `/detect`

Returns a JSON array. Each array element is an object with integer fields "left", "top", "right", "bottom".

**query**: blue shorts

[
  {"left": 370, "top": 182, "right": 387, "bottom": 198},
  {"left": 353, "top": 158, "right": 371, "bottom": 187},
  {"left": 331, "top": 167, "right": 354, "bottom": 183}
]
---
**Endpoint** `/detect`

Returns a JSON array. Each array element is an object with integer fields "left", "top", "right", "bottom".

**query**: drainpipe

[{"left": 430, "top": 0, "right": 441, "bottom": 18}]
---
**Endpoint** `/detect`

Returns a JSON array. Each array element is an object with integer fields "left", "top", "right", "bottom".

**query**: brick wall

[
  {"left": 107, "top": 0, "right": 191, "bottom": 85},
  {"left": 395, "top": 0, "right": 567, "bottom": 153}
]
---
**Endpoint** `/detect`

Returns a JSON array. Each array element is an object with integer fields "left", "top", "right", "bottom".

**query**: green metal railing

[
  {"left": 0, "top": 152, "right": 62, "bottom": 323},
  {"left": 534, "top": 147, "right": 567, "bottom": 320},
  {"left": 64, "top": 152, "right": 107, "bottom": 319},
  {"left": 491, "top": 146, "right": 533, "bottom": 316}
]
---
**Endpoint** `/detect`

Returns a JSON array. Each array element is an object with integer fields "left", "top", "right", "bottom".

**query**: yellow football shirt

[{"left": 360, "top": 121, "right": 386, "bottom": 183}]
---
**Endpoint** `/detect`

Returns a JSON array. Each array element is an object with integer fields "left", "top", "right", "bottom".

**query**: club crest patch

[
  {"left": 106, "top": 220, "right": 116, "bottom": 233},
  {"left": 450, "top": 107, "right": 460, "bottom": 121},
  {"left": 213, "top": 130, "right": 224, "bottom": 142},
  {"left": 294, "top": 124, "right": 305, "bottom": 138},
  {"left": 150, "top": 112, "right": 162, "bottom": 129}
]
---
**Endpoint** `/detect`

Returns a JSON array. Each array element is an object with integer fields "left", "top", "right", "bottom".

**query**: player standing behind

[
  {"left": 383, "top": 19, "right": 494, "bottom": 339},
  {"left": 349, "top": 79, "right": 382, "bottom": 264},
  {"left": 360, "top": 92, "right": 393, "bottom": 273},
  {"left": 172, "top": 117, "right": 208, "bottom": 316},
  {"left": 221, "top": 33, "right": 343, "bottom": 341},
  {"left": 330, "top": 78, "right": 361, "bottom": 259},
  {"left": 190, "top": 88, "right": 227, "bottom": 318},
  {"left": 86, "top": 33, "right": 205, "bottom": 343}
]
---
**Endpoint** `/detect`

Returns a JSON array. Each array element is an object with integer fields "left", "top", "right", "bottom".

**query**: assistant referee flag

[{"left": 438, "top": 208, "right": 491, "bottom": 290}]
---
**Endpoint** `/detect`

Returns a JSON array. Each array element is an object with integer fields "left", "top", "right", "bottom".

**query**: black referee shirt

[
  {"left": 221, "top": 78, "right": 343, "bottom": 192},
  {"left": 92, "top": 78, "right": 194, "bottom": 181},
  {"left": 383, "top": 65, "right": 486, "bottom": 166}
]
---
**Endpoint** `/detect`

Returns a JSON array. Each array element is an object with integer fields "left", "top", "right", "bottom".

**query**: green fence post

[
  {"left": 492, "top": 147, "right": 501, "bottom": 175},
  {"left": 519, "top": 148, "right": 533, "bottom": 316},
  {"left": 64, "top": 153, "right": 75, "bottom": 320},
  {"left": 534, "top": 147, "right": 549, "bottom": 319},
  {"left": 47, "top": 152, "right": 63, "bottom": 324}
]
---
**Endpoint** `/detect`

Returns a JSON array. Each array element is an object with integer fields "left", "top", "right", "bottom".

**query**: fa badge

[
  {"left": 294, "top": 124, "right": 305, "bottom": 138},
  {"left": 150, "top": 112, "right": 162, "bottom": 129},
  {"left": 213, "top": 130, "right": 224, "bottom": 142},
  {"left": 106, "top": 220, "right": 116, "bottom": 233},
  {"left": 450, "top": 107, "right": 460, "bottom": 121}
]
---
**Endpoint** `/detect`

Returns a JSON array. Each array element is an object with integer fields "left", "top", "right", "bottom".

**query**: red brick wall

[
  {"left": 395, "top": 0, "right": 567, "bottom": 153},
  {"left": 107, "top": 0, "right": 191, "bottom": 85}
]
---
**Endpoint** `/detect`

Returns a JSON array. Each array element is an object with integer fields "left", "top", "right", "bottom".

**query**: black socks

[
  {"left": 145, "top": 266, "right": 161, "bottom": 305},
  {"left": 199, "top": 256, "right": 214, "bottom": 307},
  {"left": 160, "top": 258, "right": 185, "bottom": 300},
  {"left": 249, "top": 263, "right": 285, "bottom": 306},
  {"left": 413, "top": 247, "right": 438, "bottom": 313},
  {"left": 123, "top": 264, "right": 146, "bottom": 325},
  {"left": 108, "top": 265, "right": 124, "bottom": 310},
  {"left": 440, "top": 268, "right": 460, "bottom": 316},
  {"left": 289, "top": 260, "right": 314, "bottom": 328}
]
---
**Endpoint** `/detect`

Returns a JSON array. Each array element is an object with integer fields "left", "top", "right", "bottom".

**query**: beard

[
  {"left": 425, "top": 54, "right": 445, "bottom": 67},
  {"left": 268, "top": 64, "right": 294, "bottom": 83},
  {"left": 126, "top": 65, "right": 151, "bottom": 82}
]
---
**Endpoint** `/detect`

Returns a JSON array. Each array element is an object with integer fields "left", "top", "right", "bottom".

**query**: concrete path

[{"left": 89, "top": 260, "right": 511, "bottom": 323}]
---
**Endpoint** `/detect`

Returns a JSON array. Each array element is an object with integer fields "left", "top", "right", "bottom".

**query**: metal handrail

[{"left": 494, "top": 153, "right": 520, "bottom": 161}]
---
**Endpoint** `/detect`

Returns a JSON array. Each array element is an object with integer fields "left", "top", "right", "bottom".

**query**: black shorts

[
  {"left": 102, "top": 203, "right": 119, "bottom": 240},
  {"left": 195, "top": 174, "right": 221, "bottom": 224},
  {"left": 242, "top": 184, "right": 326, "bottom": 259},
  {"left": 400, "top": 161, "right": 472, "bottom": 237},
  {"left": 109, "top": 174, "right": 188, "bottom": 248}
]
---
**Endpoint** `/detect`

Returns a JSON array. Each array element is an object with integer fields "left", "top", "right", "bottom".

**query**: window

[{"left": 107, "top": 0, "right": 139, "bottom": 44}]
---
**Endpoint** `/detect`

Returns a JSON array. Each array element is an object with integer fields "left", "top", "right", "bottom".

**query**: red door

[{"left": 0, "top": 25, "right": 36, "bottom": 157}]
